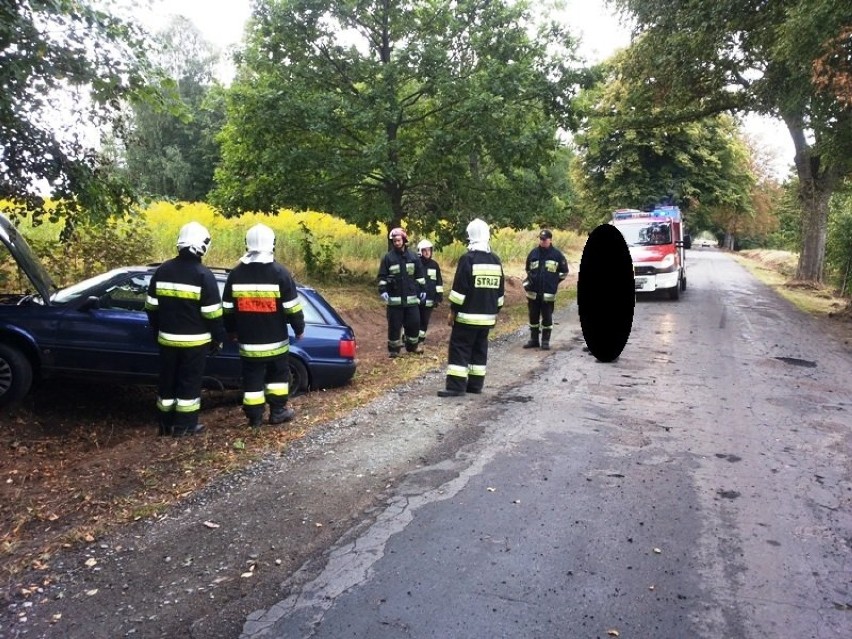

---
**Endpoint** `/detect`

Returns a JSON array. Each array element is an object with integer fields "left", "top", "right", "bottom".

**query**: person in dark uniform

[
  {"left": 223, "top": 224, "right": 305, "bottom": 427},
  {"left": 438, "top": 218, "right": 504, "bottom": 397},
  {"left": 415, "top": 239, "right": 443, "bottom": 353},
  {"left": 522, "top": 229, "right": 569, "bottom": 350},
  {"left": 377, "top": 228, "right": 426, "bottom": 357},
  {"left": 146, "top": 222, "right": 226, "bottom": 437}
]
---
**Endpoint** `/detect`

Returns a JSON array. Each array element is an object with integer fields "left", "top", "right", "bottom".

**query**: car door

[{"left": 49, "top": 273, "right": 160, "bottom": 381}]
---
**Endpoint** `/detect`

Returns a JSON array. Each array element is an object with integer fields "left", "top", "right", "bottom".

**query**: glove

[
  {"left": 447, "top": 311, "right": 456, "bottom": 327},
  {"left": 209, "top": 341, "right": 223, "bottom": 355},
  {"left": 380, "top": 292, "right": 389, "bottom": 303},
  {"left": 419, "top": 292, "right": 427, "bottom": 303}
]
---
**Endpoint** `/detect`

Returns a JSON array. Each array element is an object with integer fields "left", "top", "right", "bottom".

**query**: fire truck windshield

[{"left": 616, "top": 222, "right": 672, "bottom": 247}]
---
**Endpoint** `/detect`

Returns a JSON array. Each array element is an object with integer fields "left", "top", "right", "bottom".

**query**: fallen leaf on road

[
  {"left": 607, "top": 630, "right": 620, "bottom": 637},
  {"left": 653, "top": 547, "right": 662, "bottom": 554},
  {"left": 85, "top": 589, "right": 98, "bottom": 596},
  {"left": 487, "top": 487, "right": 496, "bottom": 492},
  {"left": 203, "top": 521, "right": 220, "bottom": 529},
  {"left": 84, "top": 558, "right": 97, "bottom": 568}
]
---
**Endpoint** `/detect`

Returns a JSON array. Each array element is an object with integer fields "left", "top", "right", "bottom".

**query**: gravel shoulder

[{"left": 2, "top": 295, "right": 570, "bottom": 639}]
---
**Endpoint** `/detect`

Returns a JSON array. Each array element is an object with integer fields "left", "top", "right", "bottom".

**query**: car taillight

[{"left": 339, "top": 337, "right": 356, "bottom": 358}]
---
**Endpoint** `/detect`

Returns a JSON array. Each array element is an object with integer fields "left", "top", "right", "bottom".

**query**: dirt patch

[{"left": 0, "top": 275, "right": 531, "bottom": 584}]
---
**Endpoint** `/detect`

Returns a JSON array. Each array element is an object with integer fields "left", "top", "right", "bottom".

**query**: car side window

[{"left": 101, "top": 275, "right": 149, "bottom": 312}]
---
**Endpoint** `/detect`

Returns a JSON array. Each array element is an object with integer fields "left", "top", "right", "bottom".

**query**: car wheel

[
  {"left": 289, "top": 357, "right": 309, "bottom": 397},
  {"left": 0, "top": 343, "right": 34, "bottom": 407},
  {"left": 668, "top": 281, "right": 680, "bottom": 300}
]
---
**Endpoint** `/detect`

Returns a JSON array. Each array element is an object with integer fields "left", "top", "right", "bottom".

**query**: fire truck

[{"left": 611, "top": 206, "right": 689, "bottom": 300}]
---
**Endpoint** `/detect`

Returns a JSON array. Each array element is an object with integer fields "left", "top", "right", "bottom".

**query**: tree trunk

[
  {"left": 783, "top": 114, "right": 839, "bottom": 283},
  {"left": 795, "top": 180, "right": 831, "bottom": 282}
]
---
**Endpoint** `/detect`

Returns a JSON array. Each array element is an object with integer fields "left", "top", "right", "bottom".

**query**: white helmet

[
  {"left": 417, "top": 239, "right": 433, "bottom": 253},
  {"left": 466, "top": 218, "right": 490, "bottom": 244},
  {"left": 241, "top": 223, "right": 276, "bottom": 264},
  {"left": 176, "top": 221, "right": 211, "bottom": 257}
]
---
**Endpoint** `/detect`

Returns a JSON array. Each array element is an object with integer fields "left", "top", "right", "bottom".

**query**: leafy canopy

[
  {"left": 573, "top": 66, "right": 755, "bottom": 232},
  {"left": 0, "top": 0, "right": 169, "bottom": 225},
  {"left": 213, "top": 0, "right": 586, "bottom": 240},
  {"left": 609, "top": 0, "right": 852, "bottom": 281},
  {"left": 122, "top": 16, "right": 225, "bottom": 202}
]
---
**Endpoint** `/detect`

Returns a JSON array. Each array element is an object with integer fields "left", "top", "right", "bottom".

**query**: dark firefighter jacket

[
  {"left": 145, "top": 252, "right": 226, "bottom": 348},
  {"left": 419, "top": 255, "right": 444, "bottom": 308},
  {"left": 377, "top": 248, "right": 426, "bottom": 307},
  {"left": 448, "top": 250, "right": 504, "bottom": 328},
  {"left": 222, "top": 262, "right": 305, "bottom": 359},
  {"left": 524, "top": 245, "right": 569, "bottom": 302}
]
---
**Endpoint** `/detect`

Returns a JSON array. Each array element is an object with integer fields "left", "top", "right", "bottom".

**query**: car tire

[
  {"left": 0, "top": 343, "right": 34, "bottom": 407},
  {"left": 668, "top": 281, "right": 680, "bottom": 300},
  {"left": 289, "top": 357, "right": 309, "bottom": 397}
]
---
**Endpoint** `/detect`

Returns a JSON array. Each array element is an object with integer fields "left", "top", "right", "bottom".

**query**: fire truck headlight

[{"left": 658, "top": 254, "right": 676, "bottom": 270}]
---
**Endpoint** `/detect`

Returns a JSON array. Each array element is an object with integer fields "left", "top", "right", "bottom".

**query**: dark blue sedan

[{"left": 0, "top": 214, "right": 357, "bottom": 407}]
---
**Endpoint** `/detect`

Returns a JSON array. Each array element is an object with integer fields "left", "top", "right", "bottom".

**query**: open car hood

[{"left": 0, "top": 213, "right": 58, "bottom": 301}]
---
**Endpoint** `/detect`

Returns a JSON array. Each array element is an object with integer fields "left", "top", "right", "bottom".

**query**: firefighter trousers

[
  {"left": 444, "top": 323, "right": 490, "bottom": 393},
  {"left": 241, "top": 355, "right": 289, "bottom": 422},
  {"left": 387, "top": 305, "right": 420, "bottom": 353},
  {"left": 527, "top": 296, "right": 555, "bottom": 331},
  {"left": 157, "top": 344, "right": 207, "bottom": 433},
  {"left": 418, "top": 304, "right": 434, "bottom": 342}
]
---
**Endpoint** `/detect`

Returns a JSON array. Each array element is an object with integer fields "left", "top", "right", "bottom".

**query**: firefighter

[
  {"left": 415, "top": 239, "right": 443, "bottom": 353},
  {"left": 522, "top": 229, "right": 569, "bottom": 350},
  {"left": 222, "top": 224, "right": 305, "bottom": 427},
  {"left": 146, "top": 221, "right": 226, "bottom": 437},
  {"left": 377, "top": 227, "right": 426, "bottom": 357},
  {"left": 438, "top": 218, "right": 504, "bottom": 397}
]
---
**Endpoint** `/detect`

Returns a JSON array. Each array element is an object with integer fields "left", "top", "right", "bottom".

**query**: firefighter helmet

[
  {"left": 466, "top": 218, "right": 490, "bottom": 244},
  {"left": 417, "top": 239, "right": 433, "bottom": 254},
  {"left": 389, "top": 227, "right": 408, "bottom": 242},
  {"left": 245, "top": 223, "right": 276, "bottom": 254},
  {"left": 176, "top": 221, "right": 211, "bottom": 257}
]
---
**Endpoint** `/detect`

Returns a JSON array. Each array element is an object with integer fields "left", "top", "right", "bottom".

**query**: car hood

[{"left": 0, "top": 213, "right": 58, "bottom": 301}]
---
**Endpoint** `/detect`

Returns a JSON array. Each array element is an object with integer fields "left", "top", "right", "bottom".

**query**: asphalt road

[
  {"left": 244, "top": 249, "right": 852, "bottom": 639},
  {"left": 4, "top": 249, "right": 851, "bottom": 639}
]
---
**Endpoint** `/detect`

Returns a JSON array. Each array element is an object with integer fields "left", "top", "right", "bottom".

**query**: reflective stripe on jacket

[
  {"left": 449, "top": 251, "right": 504, "bottom": 328},
  {"left": 145, "top": 253, "right": 225, "bottom": 348}
]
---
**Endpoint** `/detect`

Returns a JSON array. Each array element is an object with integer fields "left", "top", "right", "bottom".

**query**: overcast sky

[{"left": 145, "top": 0, "right": 793, "bottom": 179}]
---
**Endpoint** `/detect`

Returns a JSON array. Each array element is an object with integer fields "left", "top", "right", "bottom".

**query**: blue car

[{"left": 0, "top": 214, "right": 357, "bottom": 407}]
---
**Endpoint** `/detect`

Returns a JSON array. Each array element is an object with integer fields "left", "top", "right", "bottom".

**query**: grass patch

[{"left": 732, "top": 250, "right": 847, "bottom": 316}]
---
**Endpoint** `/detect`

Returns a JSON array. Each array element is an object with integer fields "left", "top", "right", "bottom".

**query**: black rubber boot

[
  {"left": 270, "top": 406, "right": 295, "bottom": 425},
  {"left": 541, "top": 329, "right": 551, "bottom": 350},
  {"left": 522, "top": 328, "right": 540, "bottom": 349}
]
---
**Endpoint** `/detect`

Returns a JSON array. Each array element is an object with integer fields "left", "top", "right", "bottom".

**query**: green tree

[
  {"left": 825, "top": 181, "right": 852, "bottom": 294},
  {"left": 572, "top": 71, "right": 755, "bottom": 235},
  {"left": 212, "top": 0, "right": 583, "bottom": 237},
  {"left": 610, "top": 0, "right": 852, "bottom": 283},
  {"left": 123, "top": 16, "right": 225, "bottom": 202},
  {"left": 0, "top": 0, "right": 167, "bottom": 224}
]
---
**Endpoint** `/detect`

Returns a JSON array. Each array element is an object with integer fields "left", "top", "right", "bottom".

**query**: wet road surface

[{"left": 244, "top": 249, "right": 852, "bottom": 638}]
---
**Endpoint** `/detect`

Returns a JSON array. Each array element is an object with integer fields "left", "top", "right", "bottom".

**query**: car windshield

[
  {"left": 617, "top": 223, "right": 672, "bottom": 247},
  {"left": 50, "top": 271, "right": 122, "bottom": 305}
]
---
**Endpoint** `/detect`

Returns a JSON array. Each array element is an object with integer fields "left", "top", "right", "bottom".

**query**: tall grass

[{"left": 2, "top": 201, "right": 587, "bottom": 287}]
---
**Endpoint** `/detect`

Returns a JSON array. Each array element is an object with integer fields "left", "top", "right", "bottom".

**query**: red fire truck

[{"left": 611, "top": 206, "right": 689, "bottom": 300}]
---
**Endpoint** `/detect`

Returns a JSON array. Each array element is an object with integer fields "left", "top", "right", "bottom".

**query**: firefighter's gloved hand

[
  {"left": 419, "top": 292, "right": 426, "bottom": 303},
  {"left": 447, "top": 311, "right": 456, "bottom": 327},
  {"left": 380, "top": 292, "right": 389, "bottom": 303},
  {"left": 209, "top": 341, "right": 223, "bottom": 355}
]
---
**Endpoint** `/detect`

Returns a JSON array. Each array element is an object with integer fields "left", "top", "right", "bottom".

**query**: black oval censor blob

[{"left": 578, "top": 224, "right": 635, "bottom": 362}]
